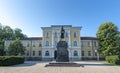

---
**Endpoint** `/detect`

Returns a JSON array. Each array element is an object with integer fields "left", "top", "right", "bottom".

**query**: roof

[
  {"left": 81, "top": 37, "right": 98, "bottom": 40},
  {"left": 20, "top": 37, "right": 42, "bottom": 40},
  {"left": 5, "top": 37, "right": 98, "bottom": 41}
]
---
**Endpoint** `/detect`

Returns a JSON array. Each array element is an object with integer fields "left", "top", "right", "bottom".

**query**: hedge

[
  {"left": 106, "top": 55, "right": 120, "bottom": 65},
  {"left": 0, "top": 56, "right": 25, "bottom": 66}
]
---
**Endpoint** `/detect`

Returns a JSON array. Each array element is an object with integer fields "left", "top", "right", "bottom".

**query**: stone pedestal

[{"left": 56, "top": 40, "right": 69, "bottom": 62}]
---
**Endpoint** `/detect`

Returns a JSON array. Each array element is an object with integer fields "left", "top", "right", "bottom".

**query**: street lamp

[{"left": 95, "top": 50, "right": 99, "bottom": 61}]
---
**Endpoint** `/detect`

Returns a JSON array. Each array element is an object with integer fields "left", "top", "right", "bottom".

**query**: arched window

[
  {"left": 74, "top": 41, "right": 77, "bottom": 46},
  {"left": 74, "top": 32, "right": 77, "bottom": 38},
  {"left": 46, "top": 32, "right": 49, "bottom": 38},
  {"left": 74, "top": 51, "right": 78, "bottom": 56},
  {"left": 45, "top": 51, "right": 49, "bottom": 56},
  {"left": 46, "top": 41, "right": 49, "bottom": 46}
]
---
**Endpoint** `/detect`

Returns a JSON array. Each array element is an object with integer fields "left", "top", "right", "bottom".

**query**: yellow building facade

[{"left": 4, "top": 25, "right": 100, "bottom": 61}]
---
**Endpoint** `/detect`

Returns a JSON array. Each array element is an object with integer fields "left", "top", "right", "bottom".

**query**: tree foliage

[
  {"left": 97, "top": 22, "right": 120, "bottom": 56},
  {"left": 8, "top": 39, "right": 25, "bottom": 56},
  {"left": 0, "top": 23, "right": 27, "bottom": 56}
]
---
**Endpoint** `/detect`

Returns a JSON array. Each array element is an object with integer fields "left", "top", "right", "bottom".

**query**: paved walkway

[{"left": 0, "top": 61, "right": 120, "bottom": 73}]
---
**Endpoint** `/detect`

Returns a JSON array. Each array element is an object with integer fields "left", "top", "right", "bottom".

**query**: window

[
  {"left": 33, "top": 41, "right": 35, "bottom": 47},
  {"left": 65, "top": 32, "right": 68, "bottom": 37},
  {"left": 54, "top": 32, "right": 57, "bottom": 37},
  {"left": 81, "top": 41, "right": 84, "bottom": 47},
  {"left": 45, "top": 51, "right": 49, "bottom": 56},
  {"left": 33, "top": 51, "right": 35, "bottom": 56},
  {"left": 74, "top": 41, "right": 77, "bottom": 46},
  {"left": 46, "top": 41, "right": 49, "bottom": 46},
  {"left": 82, "top": 51, "right": 84, "bottom": 56},
  {"left": 88, "top": 51, "right": 91, "bottom": 56},
  {"left": 46, "top": 32, "right": 49, "bottom": 38},
  {"left": 39, "top": 42, "right": 42, "bottom": 47},
  {"left": 94, "top": 41, "right": 98, "bottom": 47},
  {"left": 27, "top": 51, "right": 29, "bottom": 56},
  {"left": 95, "top": 52, "right": 97, "bottom": 56},
  {"left": 54, "top": 41, "right": 57, "bottom": 46},
  {"left": 39, "top": 51, "right": 41, "bottom": 56},
  {"left": 74, "top": 32, "right": 77, "bottom": 38},
  {"left": 74, "top": 51, "right": 78, "bottom": 56},
  {"left": 27, "top": 42, "right": 30, "bottom": 47},
  {"left": 88, "top": 41, "right": 91, "bottom": 47}
]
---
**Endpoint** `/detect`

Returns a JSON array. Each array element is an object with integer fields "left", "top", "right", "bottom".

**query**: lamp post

[{"left": 95, "top": 50, "right": 99, "bottom": 61}]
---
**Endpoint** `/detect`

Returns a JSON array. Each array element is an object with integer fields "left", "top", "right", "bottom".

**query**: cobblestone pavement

[{"left": 0, "top": 61, "right": 120, "bottom": 73}]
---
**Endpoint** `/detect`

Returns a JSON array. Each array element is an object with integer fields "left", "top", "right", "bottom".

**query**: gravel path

[{"left": 0, "top": 61, "right": 120, "bottom": 73}]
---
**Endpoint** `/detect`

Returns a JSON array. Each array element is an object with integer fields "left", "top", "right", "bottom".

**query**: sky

[{"left": 0, "top": 0, "right": 120, "bottom": 37}]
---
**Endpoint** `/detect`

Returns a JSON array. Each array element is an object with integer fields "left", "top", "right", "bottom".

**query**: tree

[
  {"left": 14, "top": 28, "right": 26, "bottom": 39},
  {"left": 97, "top": 22, "right": 120, "bottom": 56},
  {"left": 8, "top": 39, "right": 25, "bottom": 56},
  {"left": 0, "top": 41, "right": 4, "bottom": 56},
  {"left": 0, "top": 23, "right": 27, "bottom": 56},
  {"left": 3, "top": 26, "right": 14, "bottom": 39}
]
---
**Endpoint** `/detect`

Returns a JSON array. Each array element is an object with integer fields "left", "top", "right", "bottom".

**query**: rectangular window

[
  {"left": 95, "top": 52, "right": 97, "bottom": 56},
  {"left": 94, "top": 41, "right": 98, "bottom": 47},
  {"left": 88, "top": 51, "right": 91, "bottom": 56},
  {"left": 88, "top": 41, "right": 91, "bottom": 47},
  {"left": 82, "top": 51, "right": 84, "bottom": 56},
  {"left": 81, "top": 41, "right": 84, "bottom": 47},
  {"left": 33, "top": 51, "right": 35, "bottom": 56},
  {"left": 54, "top": 32, "right": 57, "bottom": 37},
  {"left": 33, "top": 42, "right": 35, "bottom": 47},
  {"left": 27, "top": 51, "right": 29, "bottom": 56},
  {"left": 39, "top": 42, "right": 42, "bottom": 47},
  {"left": 27, "top": 42, "right": 30, "bottom": 47},
  {"left": 39, "top": 51, "right": 41, "bottom": 56},
  {"left": 66, "top": 32, "right": 68, "bottom": 37}
]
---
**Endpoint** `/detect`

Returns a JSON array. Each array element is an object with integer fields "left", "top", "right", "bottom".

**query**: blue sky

[{"left": 0, "top": 0, "right": 120, "bottom": 37}]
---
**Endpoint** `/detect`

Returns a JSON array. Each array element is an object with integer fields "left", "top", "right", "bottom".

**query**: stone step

[{"left": 45, "top": 62, "right": 81, "bottom": 67}]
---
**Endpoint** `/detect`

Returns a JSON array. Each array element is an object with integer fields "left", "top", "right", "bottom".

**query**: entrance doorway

[{"left": 54, "top": 50, "right": 57, "bottom": 59}]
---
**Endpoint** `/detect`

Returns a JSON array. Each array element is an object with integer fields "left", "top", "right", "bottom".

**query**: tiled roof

[{"left": 81, "top": 37, "right": 98, "bottom": 40}]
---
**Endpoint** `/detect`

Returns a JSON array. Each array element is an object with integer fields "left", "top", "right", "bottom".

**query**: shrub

[
  {"left": 106, "top": 55, "right": 120, "bottom": 65},
  {"left": 0, "top": 56, "right": 25, "bottom": 66}
]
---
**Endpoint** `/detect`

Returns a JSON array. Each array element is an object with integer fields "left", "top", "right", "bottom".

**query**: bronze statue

[{"left": 60, "top": 26, "right": 65, "bottom": 39}]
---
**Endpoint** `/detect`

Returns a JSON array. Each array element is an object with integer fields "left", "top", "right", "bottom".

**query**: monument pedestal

[{"left": 56, "top": 40, "right": 69, "bottom": 62}]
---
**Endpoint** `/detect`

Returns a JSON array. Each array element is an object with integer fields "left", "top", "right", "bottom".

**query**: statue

[
  {"left": 61, "top": 26, "right": 65, "bottom": 39},
  {"left": 56, "top": 26, "right": 69, "bottom": 62}
]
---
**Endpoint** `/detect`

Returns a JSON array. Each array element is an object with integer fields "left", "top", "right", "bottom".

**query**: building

[{"left": 4, "top": 25, "right": 101, "bottom": 61}]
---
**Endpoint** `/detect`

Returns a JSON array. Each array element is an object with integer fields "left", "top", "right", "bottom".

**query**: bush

[
  {"left": 106, "top": 55, "right": 120, "bottom": 65},
  {"left": 0, "top": 56, "right": 25, "bottom": 66}
]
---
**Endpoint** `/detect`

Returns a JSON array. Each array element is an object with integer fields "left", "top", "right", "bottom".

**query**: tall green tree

[
  {"left": 0, "top": 23, "right": 27, "bottom": 56},
  {"left": 97, "top": 22, "right": 120, "bottom": 56},
  {"left": 14, "top": 28, "right": 26, "bottom": 39},
  {"left": 8, "top": 39, "right": 25, "bottom": 56}
]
